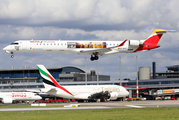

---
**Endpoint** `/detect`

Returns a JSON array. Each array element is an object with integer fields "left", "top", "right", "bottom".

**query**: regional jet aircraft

[
  {"left": 0, "top": 92, "right": 42, "bottom": 104},
  {"left": 37, "top": 64, "right": 129, "bottom": 101},
  {"left": 3, "top": 29, "right": 172, "bottom": 61}
]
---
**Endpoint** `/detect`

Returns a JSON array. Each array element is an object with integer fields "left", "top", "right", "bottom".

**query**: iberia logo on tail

[{"left": 134, "top": 29, "right": 173, "bottom": 52}]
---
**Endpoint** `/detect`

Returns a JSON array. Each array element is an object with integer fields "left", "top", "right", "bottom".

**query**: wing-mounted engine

[
  {"left": 129, "top": 40, "right": 144, "bottom": 47},
  {"left": 109, "top": 92, "right": 119, "bottom": 100},
  {"left": 2, "top": 97, "right": 13, "bottom": 104},
  {"left": 88, "top": 91, "right": 119, "bottom": 101},
  {"left": 88, "top": 91, "right": 110, "bottom": 100}
]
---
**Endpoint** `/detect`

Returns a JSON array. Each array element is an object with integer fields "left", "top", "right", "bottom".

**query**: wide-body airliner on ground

[
  {"left": 37, "top": 64, "right": 129, "bottom": 101},
  {"left": 3, "top": 29, "right": 172, "bottom": 61}
]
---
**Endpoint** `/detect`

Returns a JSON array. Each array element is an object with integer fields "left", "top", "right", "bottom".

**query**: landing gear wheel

[
  {"left": 94, "top": 56, "right": 99, "bottom": 60},
  {"left": 10, "top": 52, "right": 14, "bottom": 58},
  {"left": 90, "top": 55, "right": 99, "bottom": 61},
  {"left": 90, "top": 55, "right": 95, "bottom": 61}
]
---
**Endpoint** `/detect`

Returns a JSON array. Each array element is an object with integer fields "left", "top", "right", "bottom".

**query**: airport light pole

[
  {"left": 96, "top": 60, "right": 99, "bottom": 85},
  {"left": 178, "top": 49, "right": 179, "bottom": 78},
  {"left": 119, "top": 56, "right": 122, "bottom": 86},
  {"left": 85, "top": 57, "right": 87, "bottom": 85},
  {"left": 136, "top": 55, "right": 139, "bottom": 98}
]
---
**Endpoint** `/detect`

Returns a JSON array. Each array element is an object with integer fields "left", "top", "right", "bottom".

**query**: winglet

[{"left": 118, "top": 39, "right": 127, "bottom": 47}]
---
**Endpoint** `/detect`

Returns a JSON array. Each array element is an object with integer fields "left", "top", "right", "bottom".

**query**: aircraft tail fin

[
  {"left": 37, "top": 64, "right": 73, "bottom": 96},
  {"left": 37, "top": 64, "right": 57, "bottom": 89},
  {"left": 134, "top": 29, "right": 174, "bottom": 52},
  {"left": 145, "top": 29, "right": 173, "bottom": 44}
]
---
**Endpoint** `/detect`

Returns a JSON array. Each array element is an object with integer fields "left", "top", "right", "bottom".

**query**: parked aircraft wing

[
  {"left": 25, "top": 89, "right": 41, "bottom": 93},
  {"left": 80, "top": 39, "right": 127, "bottom": 55},
  {"left": 41, "top": 88, "right": 57, "bottom": 93}
]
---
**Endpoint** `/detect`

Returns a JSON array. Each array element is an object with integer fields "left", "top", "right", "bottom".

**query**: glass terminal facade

[
  {"left": 0, "top": 66, "right": 110, "bottom": 90},
  {"left": 0, "top": 66, "right": 85, "bottom": 84}
]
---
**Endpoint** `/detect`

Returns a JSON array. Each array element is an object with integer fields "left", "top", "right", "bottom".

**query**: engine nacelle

[
  {"left": 2, "top": 98, "right": 13, "bottom": 104},
  {"left": 109, "top": 92, "right": 119, "bottom": 100},
  {"left": 129, "top": 40, "right": 143, "bottom": 46}
]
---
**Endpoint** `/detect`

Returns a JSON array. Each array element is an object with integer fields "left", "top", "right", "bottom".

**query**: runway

[
  {"left": 0, "top": 106, "right": 112, "bottom": 112},
  {"left": 0, "top": 100, "right": 179, "bottom": 112}
]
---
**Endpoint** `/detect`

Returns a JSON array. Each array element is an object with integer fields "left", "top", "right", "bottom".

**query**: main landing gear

[
  {"left": 90, "top": 55, "right": 99, "bottom": 61},
  {"left": 11, "top": 52, "right": 14, "bottom": 58}
]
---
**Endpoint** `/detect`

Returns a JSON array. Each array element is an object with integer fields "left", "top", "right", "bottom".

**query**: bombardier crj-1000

[
  {"left": 3, "top": 29, "right": 172, "bottom": 61},
  {"left": 37, "top": 64, "right": 129, "bottom": 101}
]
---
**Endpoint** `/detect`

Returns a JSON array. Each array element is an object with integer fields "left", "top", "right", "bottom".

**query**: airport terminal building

[
  {"left": 0, "top": 66, "right": 110, "bottom": 91},
  {"left": 0, "top": 63, "right": 179, "bottom": 100},
  {"left": 120, "top": 64, "right": 179, "bottom": 99}
]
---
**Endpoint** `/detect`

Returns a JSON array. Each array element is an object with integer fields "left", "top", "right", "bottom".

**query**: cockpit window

[{"left": 11, "top": 43, "right": 19, "bottom": 45}]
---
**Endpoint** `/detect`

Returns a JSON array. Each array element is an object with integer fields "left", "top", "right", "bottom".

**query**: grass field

[{"left": 0, "top": 107, "right": 179, "bottom": 120}]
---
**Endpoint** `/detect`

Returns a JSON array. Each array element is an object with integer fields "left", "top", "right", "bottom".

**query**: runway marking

[{"left": 125, "top": 105, "right": 145, "bottom": 108}]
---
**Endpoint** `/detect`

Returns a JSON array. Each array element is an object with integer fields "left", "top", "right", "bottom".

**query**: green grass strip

[{"left": 0, "top": 107, "right": 179, "bottom": 120}]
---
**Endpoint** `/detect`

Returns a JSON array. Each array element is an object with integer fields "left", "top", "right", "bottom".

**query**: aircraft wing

[
  {"left": 41, "top": 88, "right": 57, "bottom": 93},
  {"left": 47, "top": 88, "right": 57, "bottom": 93},
  {"left": 80, "top": 39, "right": 127, "bottom": 55},
  {"left": 25, "top": 89, "right": 41, "bottom": 93}
]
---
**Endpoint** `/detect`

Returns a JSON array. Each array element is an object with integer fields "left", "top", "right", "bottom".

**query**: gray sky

[{"left": 1, "top": 0, "right": 179, "bottom": 80}]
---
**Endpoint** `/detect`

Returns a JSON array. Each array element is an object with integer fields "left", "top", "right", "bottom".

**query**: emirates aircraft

[
  {"left": 0, "top": 92, "right": 42, "bottom": 104},
  {"left": 3, "top": 29, "right": 172, "bottom": 61},
  {"left": 37, "top": 64, "right": 129, "bottom": 101}
]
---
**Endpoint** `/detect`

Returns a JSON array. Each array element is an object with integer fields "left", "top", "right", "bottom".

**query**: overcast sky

[{"left": 0, "top": 0, "right": 179, "bottom": 80}]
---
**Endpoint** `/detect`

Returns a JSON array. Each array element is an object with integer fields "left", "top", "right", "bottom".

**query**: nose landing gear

[{"left": 11, "top": 52, "right": 14, "bottom": 58}]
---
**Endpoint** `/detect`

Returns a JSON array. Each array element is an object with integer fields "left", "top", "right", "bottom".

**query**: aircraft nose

[
  {"left": 124, "top": 90, "right": 129, "bottom": 97},
  {"left": 3, "top": 46, "right": 7, "bottom": 51},
  {"left": 3, "top": 45, "right": 10, "bottom": 51},
  {"left": 38, "top": 96, "right": 42, "bottom": 99},
  {"left": 126, "top": 91, "right": 129, "bottom": 96},
  {"left": 3, "top": 46, "right": 11, "bottom": 53}
]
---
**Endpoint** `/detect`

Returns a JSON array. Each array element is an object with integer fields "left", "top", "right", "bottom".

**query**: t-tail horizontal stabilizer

[{"left": 134, "top": 29, "right": 175, "bottom": 52}]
